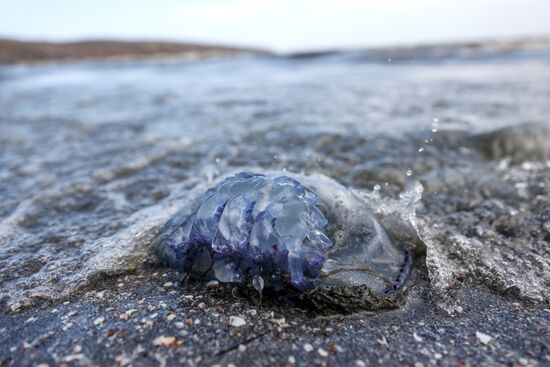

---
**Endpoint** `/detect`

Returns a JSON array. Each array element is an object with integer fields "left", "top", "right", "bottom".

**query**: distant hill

[
  {"left": 0, "top": 39, "right": 263, "bottom": 64},
  {"left": 287, "top": 36, "right": 550, "bottom": 62}
]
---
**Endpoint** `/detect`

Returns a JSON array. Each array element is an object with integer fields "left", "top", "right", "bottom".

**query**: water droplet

[
  {"left": 418, "top": 147, "right": 424, "bottom": 152},
  {"left": 215, "top": 157, "right": 221, "bottom": 163},
  {"left": 384, "top": 182, "right": 389, "bottom": 186},
  {"left": 432, "top": 120, "right": 439, "bottom": 133},
  {"left": 406, "top": 169, "right": 413, "bottom": 177},
  {"left": 252, "top": 275, "right": 264, "bottom": 295},
  {"left": 373, "top": 184, "right": 381, "bottom": 191},
  {"left": 273, "top": 155, "right": 278, "bottom": 160}
]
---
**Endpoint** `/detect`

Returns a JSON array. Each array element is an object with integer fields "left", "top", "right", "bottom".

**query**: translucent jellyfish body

[{"left": 154, "top": 172, "right": 411, "bottom": 310}]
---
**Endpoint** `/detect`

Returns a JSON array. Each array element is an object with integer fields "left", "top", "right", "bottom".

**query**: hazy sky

[{"left": 1, "top": 0, "right": 549, "bottom": 52}]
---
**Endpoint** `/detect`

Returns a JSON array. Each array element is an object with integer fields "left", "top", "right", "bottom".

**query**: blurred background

[{"left": 1, "top": 0, "right": 550, "bottom": 52}]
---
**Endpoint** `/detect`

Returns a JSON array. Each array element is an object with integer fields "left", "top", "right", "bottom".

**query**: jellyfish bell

[
  {"left": 153, "top": 172, "right": 411, "bottom": 311},
  {"left": 296, "top": 174, "right": 412, "bottom": 311}
]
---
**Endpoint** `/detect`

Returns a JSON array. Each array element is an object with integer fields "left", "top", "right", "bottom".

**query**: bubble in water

[
  {"left": 432, "top": 119, "right": 439, "bottom": 133},
  {"left": 433, "top": 117, "right": 439, "bottom": 122},
  {"left": 406, "top": 169, "right": 413, "bottom": 176},
  {"left": 373, "top": 184, "right": 381, "bottom": 191},
  {"left": 418, "top": 147, "right": 424, "bottom": 152},
  {"left": 215, "top": 157, "right": 221, "bottom": 163}
]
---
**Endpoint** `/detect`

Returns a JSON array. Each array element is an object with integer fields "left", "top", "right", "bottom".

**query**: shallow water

[{"left": 1, "top": 48, "right": 549, "bottom": 312}]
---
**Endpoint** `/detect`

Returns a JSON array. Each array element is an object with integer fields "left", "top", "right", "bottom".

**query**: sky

[{"left": 1, "top": 0, "right": 549, "bottom": 52}]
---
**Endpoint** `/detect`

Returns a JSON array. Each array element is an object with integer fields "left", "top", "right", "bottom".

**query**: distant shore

[
  {"left": 287, "top": 36, "right": 550, "bottom": 60},
  {"left": 1, "top": 36, "right": 549, "bottom": 65},
  {"left": 0, "top": 39, "right": 263, "bottom": 64}
]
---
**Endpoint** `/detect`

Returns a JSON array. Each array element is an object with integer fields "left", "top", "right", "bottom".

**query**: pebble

[
  {"left": 229, "top": 316, "right": 246, "bottom": 327},
  {"left": 206, "top": 280, "right": 220, "bottom": 289},
  {"left": 93, "top": 316, "right": 105, "bottom": 326},
  {"left": 63, "top": 354, "right": 84, "bottom": 362},
  {"left": 166, "top": 313, "right": 176, "bottom": 321},
  {"left": 413, "top": 332, "right": 423, "bottom": 342},
  {"left": 476, "top": 331, "right": 493, "bottom": 345},
  {"left": 303, "top": 344, "right": 314, "bottom": 352},
  {"left": 115, "top": 354, "right": 130, "bottom": 366},
  {"left": 271, "top": 317, "right": 286, "bottom": 326},
  {"left": 120, "top": 309, "right": 138, "bottom": 320},
  {"left": 288, "top": 356, "right": 296, "bottom": 364},
  {"left": 152, "top": 336, "right": 178, "bottom": 347},
  {"left": 317, "top": 348, "right": 328, "bottom": 357}
]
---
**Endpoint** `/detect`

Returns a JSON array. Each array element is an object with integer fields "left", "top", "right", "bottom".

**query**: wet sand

[{"left": 1, "top": 263, "right": 548, "bottom": 367}]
